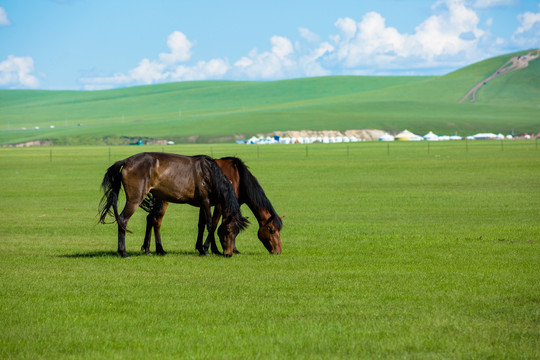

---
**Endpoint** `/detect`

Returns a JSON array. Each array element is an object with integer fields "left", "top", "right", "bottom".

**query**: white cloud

[
  {"left": 0, "top": 7, "right": 10, "bottom": 26},
  {"left": 326, "top": 0, "right": 485, "bottom": 72},
  {"left": 233, "top": 36, "right": 296, "bottom": 79},
  {"left": 80, "top": 31, "right": 227, "bottom": 89},
  {"left": 80, "top": 59, "right": 168, "bottom": 89},
  {"left": 129, "top": 58, "right": 168, "bottom": 84},
  {"left": 414, "top": 0, "right": 484, "bottom": 59},
  {"left": 171, "top": 58, "right": 229, "bottom": 81},
  {"left": 514, "top": 6, "right": 540, "bottom": 35},
  {"left": 299, "top": 42, "right": 334, "bottom": 77},
  {"left": 299, "top": 28, "right": 319, "bottom": 43},
  {"left": 0, "top": 55, "right": 40, "bottom": 88},
  {"left": 271, "top": 36, "right": 294, "bottom": 59},
  {"left": 512, "top": 4, "right": 540, "bottom": 46},
  {"left": 473, "top": 0, "right": 515, "bottom": 8},
  {"left": 159, "top": 31, "right": 193, "bottom": 64},
  {"left": 335, "top": 17, "right": 357, "bottom": 40}
]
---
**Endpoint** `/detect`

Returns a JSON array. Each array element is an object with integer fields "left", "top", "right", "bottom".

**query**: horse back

[{"left": 122, "top": 152, "right": 203, "bottom": 204}]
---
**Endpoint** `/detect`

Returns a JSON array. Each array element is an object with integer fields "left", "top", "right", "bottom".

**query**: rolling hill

[{"left": 0, "top": 49, "right": 538, "bottom": 145}]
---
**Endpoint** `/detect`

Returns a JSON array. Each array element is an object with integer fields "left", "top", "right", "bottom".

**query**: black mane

[{"left": 225, "top": 157, "right": 283, "bottom": 231}]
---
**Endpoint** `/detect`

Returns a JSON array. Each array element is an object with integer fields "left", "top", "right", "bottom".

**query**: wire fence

[{"left": 1, "top": 139, "right": 538, "bottom": 164}]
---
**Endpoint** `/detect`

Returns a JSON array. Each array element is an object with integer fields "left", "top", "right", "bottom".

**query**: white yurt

[
  {"left": 473, "top": 133, "right": 497, "bottom": 140},
  {"left": 395, "top": 129, "right": 423, "bottom": 141},
  {"left": 378, "top": 133, "right": 395, "bottom": 141},
  {"left": 423, "top": 131, "right": 439, "bottom": 141}
]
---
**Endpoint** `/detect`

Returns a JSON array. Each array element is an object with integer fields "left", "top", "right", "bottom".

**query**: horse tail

[
  {"left": 98, "top": 160, "right": 130, "bottom": 232},
  {"left": 231, "top": 157, "right": 283, "bottom": 231},
  {"left": 205, "top": 158, "right": 249, "bottom": 233},
  {"left": 140, "top": 192, "right": 164, "bottom": 215}
]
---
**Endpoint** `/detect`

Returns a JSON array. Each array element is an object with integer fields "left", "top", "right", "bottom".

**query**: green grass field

[
  {"left": 1, "top": 49, "right": 539, "bottom": 145},
  {"left": 1, "top": 142, "right": 539, "bottom": 359}
]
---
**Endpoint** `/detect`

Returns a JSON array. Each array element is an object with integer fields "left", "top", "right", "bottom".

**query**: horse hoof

[
  {"left": 157, "top": 251, "right": 167, "bottom": 256},
  {"left": 233, "top": 249, "right": 241, "bottom": 254},
  {"left": 223, "top": 253, "right": 232, "bottom": 258},
  {"left": 199, "top": 250, "right": 209, "bottom": 256},
  {"left": 141, "top": 246, "right": 152, "bottom": 255},
  {"left": 117, "top": 251, "right": 129, "bottom": 258}
]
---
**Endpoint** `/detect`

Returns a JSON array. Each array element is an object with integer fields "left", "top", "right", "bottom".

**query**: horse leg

[
  {"left": 203, "top": 204, "right": 222, "bottom": 255},
  {"left": 200, "top": 200, "right": 216, "bottom": 256},
  {"left": 141, "top": 214, "right": 153, "bottom": 255},
  {"left": 153, "top": 202, "right": 168, "bottom": 256},
  {"left": 196, "top": 207, "right": 208, "bottom": 255},
  {"left": 117, "top": 200, "right": 140, "bottom": 258}
]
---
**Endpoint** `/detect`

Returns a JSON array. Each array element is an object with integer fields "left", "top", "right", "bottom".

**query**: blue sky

[{"left": 1, "top": 0, "right": 539, "bottom": 90}]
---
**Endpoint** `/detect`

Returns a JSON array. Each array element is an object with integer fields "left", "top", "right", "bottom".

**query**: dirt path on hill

[{"left": 460, "top": 49, "right": 540, "bottom": 103}]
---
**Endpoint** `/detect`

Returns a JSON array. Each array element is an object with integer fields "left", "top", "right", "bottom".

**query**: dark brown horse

[
  {"left": 141, "top": 157, "right": 283, "bottom": 255},
  {"left": 98, "top": 152, "right": 249, "bottom": 257}
]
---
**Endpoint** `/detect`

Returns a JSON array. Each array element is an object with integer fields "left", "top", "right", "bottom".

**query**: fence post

[
  {"left": 387, "top": 143, "right": 390, "bottom": 156},
  {"left": 50, "top": 149, "right": 52, "bottom": 163}
]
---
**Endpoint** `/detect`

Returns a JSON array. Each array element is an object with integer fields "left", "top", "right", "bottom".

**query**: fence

[{"left": 0, "top": 139, "right": 538, "bottom": 164}]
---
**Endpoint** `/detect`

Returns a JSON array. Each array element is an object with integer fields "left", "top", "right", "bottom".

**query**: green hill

[{"left": 1, "top": 49, "right": 538, "bottom": 145}]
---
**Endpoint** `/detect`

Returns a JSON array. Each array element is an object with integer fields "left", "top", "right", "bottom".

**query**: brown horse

[
  {"left": 98, "top": 153, "right": 249, "bottom": 257},
  {"left": 141, "top": 157, "right": 283, "bottom": 255}
]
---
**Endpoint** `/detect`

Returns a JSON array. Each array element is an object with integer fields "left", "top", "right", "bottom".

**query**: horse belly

[
  {"left": 151, "top": 179, "right": 196, "bottom": 204},
  {"left": 151, "top": 185, "right": 195, "bottom": 204}
]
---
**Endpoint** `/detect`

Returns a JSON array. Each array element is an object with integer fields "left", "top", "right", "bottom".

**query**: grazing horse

[
  {"left": 141, "top": 157, "right": 283, "bottom": 255},
  {"left": 98, "top": 152, "right": 249, "bottom": 257}
]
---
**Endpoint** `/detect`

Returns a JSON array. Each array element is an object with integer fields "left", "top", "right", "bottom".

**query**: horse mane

[
  {"left": 223, "top": 157, "right": 283, "bottom": 231},
  {"left": 202, "top": 157, "right": 249, "bottom": 233}
]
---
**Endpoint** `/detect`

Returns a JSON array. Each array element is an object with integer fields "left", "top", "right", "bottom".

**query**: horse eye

[{"left": 268, "top": 228, "right": 276, "bottom": 234}]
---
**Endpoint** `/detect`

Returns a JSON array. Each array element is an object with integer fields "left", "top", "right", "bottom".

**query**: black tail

[
  {"left": 205, "top": 158, "right": 249, "bottom": 234},
  {"left": 228, "top": 157, "right": 283, "bottom": 231},
  {"left": 98, "top": 160, "right": 128, "bottom": 231},
  {"left": 140, "top": 192, "right": 164, "bottom": 215}
]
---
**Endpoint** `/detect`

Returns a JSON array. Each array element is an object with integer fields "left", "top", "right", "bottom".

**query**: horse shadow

[{"left": 57, "top": 250, "right": 203, "bottom": 259}]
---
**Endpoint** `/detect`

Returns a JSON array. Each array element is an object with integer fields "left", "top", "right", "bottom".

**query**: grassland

[
  {"left": 1, "top": 49, "right": 539, "bottom": 145},
  {"left": 1, "top": 142, "right": 539, "bottom": 359}
]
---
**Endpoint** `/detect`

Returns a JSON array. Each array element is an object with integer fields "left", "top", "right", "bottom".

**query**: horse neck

[{"left": 246, "top": 202, "right": 271, "bottom": 225}]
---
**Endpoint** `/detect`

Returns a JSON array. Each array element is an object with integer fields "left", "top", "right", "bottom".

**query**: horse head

[
  {"left": 217, "top": 217, "right": 242, "bottom": 257},
  {"left": 257, "top": 215, "right": 283, "bottom": 254}
]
